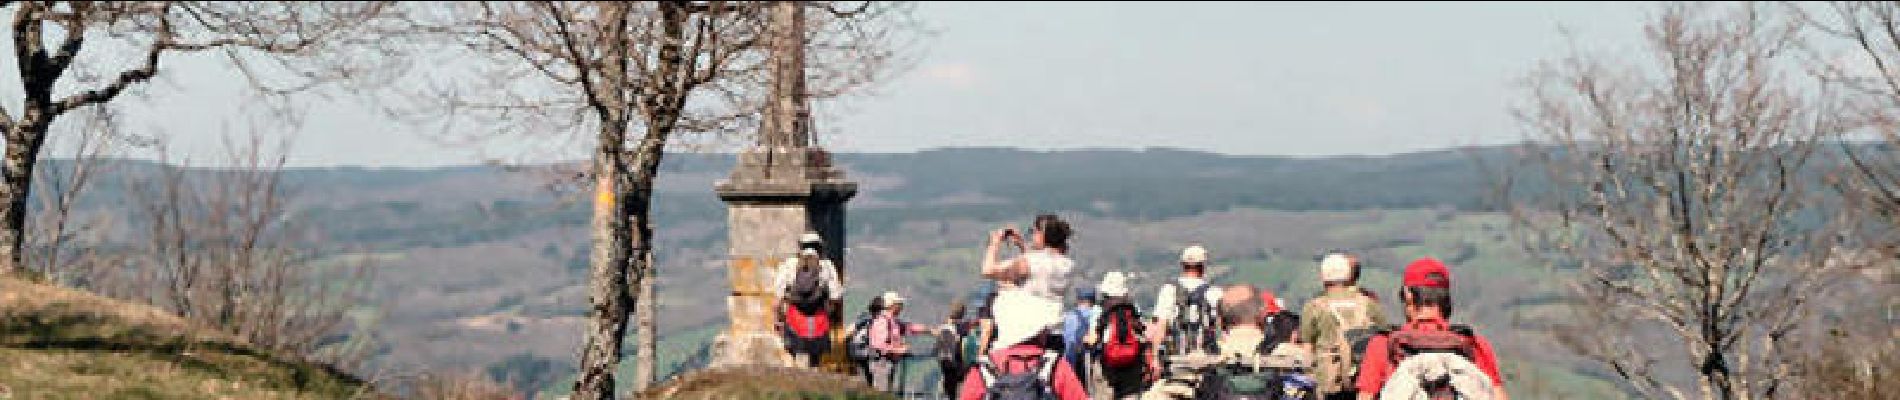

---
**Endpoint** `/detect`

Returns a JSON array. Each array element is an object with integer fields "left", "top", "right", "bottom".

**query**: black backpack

[
  {"left": 976, "top": 350, "right": 1059, "bottom": 400},
  {"left": 934, "top": 323, "right": 965, "bottom": 366},
  {"left": 786, "top": 259, "right": 829, "bottom": 314},
  {"left": 1173, "top": 282, "right": 1219, "bottom": 354},
  {"left": 845, "top": 313, "right": 878, "bottom": 362}
]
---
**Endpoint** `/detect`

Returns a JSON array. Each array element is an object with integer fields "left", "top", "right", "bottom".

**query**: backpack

[
  {"left": 1198, "top": 365, "right": 1318, "bottom": 400},
  {"left": 846, "top": 313, "right": 878, "bottom": 362},
  {"left": 1196, "top": 339, "right": 1318, "bottom": 400},
  {"left": 1311, "top": 294, "right": 1378, "bottom": 394},
  {"left": 961, "top": 320, "right": 988, "bottom": 369},
  {"left": 1171, "top": 281, "right": 1219, "bottom": 354},
  {"left": 1098, "top": 303, "right": 1145, "bottom": 368},
  {"left": 935, "top": 323, "right": 965, "bottom": 365},
  {"left": 785, "top": 259, "right": 829, "bottom": 314},
  {"left": 976, "top": 350, "right": 1060, "bottom": 400},
  {"left": 1377, "top": 326, "right": 1493, "bottom": 400}
]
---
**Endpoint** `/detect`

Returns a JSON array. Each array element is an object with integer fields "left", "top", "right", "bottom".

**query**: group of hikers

[{"left": 772, "top": 214, "right": 1510, "bottom": 400}]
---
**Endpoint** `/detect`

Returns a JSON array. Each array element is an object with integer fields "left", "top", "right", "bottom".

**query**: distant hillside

[
  {"left": 28, "top": 145, "right": 1619, "bottom": 398},
  {"left": 0, "top": 277, "right": 374, "bottom": 399}
]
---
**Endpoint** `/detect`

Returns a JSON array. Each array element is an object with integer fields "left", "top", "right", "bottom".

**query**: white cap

[
  {"left": 1320, "top": 253, "right": 1356, "bottom": 283},
  {"left": 799, "top": 232, "right": 823, "bottom": 245},
  {"left": 1098, "top": 271, "right": 1130, "bottom": 297},
  {"left": 880, "top": 291, "right": 906, "bottom": 305},
  {"left": 989, "top": 291, "right": 1063, "bottom": 348},
  {"left": 1181, "top": 245, "right": 1209, "bottom": 264}
]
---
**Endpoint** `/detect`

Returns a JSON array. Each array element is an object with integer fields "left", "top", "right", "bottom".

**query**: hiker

[
  {"left": 1213, "top": 285, "right": 1267, "bottom": 358},
  {"left": 851, "top": 295, "right": 887, "bottom": 384},
  {"left": 1152, "top": 244, "right": 1224, "bottom": 357},
  {"left": 1298, "top": 251, "right": 1389, "bottom": 400},
  {"left": 1086, "top": 271, "right": 1152, "bottom": 399},
  {"left": 981, "top": 214, "right": 1076, "bottom": 305},
  {"left": 937, "top": 300, "right": 972, "bottom": 399},
  {"left": 1355, "top": 258, "right": 1507, "bottom": 400},
  {"left": 969, "top": 286, "right": 999, "bottom": 357},
  {"left": 868, "top": 291, "right": 933, "bottom": 393},
  {"left": 1196, "top": 285, "right": 1318, "bottom": 400},
  {"left": 774, "top": 232, "right": 845, "bottom": 368},
  {"left": 957, "top": 291, "right": 1089, "bottom": 400},
  {"left": 1060, "top": 286, "right": 1099, "bottom": 381},
  {"left": 1259, "top": 290, "right": 1301, "bottom": 357}
]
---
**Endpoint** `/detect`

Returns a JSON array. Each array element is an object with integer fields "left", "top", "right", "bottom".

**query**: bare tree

[
  {"left": 1506, "top": 3, "right": 1856, "bottom": 399},
  {"left": 1793, "top": 2, "right": 1900, "bottom": 228},
  {"left": 0, "top": 1, "right": 393, "bottom": 277},
  {"left": 126, "top": 133, "right": 375, "bottom": 365},
  {"left": 22, "top": 105, "right": 125, "bottom": 283},
  {"left": 1781, "top": 2, "right": 1900, "bottom": 397},
  {"left": 397, "top": 2, "right": 915, "bottom": 397},
  {"left": 401, "top": 3, "right": 768, "bottom": 398}
]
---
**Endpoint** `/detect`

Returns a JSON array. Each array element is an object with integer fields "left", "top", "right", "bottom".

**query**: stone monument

[{"left": 707, "top": 1, "right": 858, "bottom": 371}]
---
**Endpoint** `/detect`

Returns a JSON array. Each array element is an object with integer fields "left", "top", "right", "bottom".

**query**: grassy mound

[
  {"left": 0, "top": 277, "right": 375, "bottom": 399},
  {"left": 641, "top": 365, "right": 893, "bottom": 400}
]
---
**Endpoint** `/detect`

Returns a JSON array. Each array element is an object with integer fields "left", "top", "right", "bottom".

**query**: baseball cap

[
  {"left": 1402, "top": 257, "right": 1452, "bottom": 289},
  {"left": 1181, "top": 245, "right": 1209, "bottom": 264},
  {"left": 1319, "top": 253, "right": 1357, "bottom": 283}
]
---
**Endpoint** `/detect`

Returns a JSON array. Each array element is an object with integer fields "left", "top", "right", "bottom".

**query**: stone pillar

[
  {"left": 708, "top": 147, "right": 856, "bottom": 369},
  {"left": 706, "top": 1, "right": 859, "bottom": 371}
]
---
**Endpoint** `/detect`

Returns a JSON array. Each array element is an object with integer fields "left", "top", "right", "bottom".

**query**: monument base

[{"left": 708, "top": 331, "right": 795, "bottom": 368}]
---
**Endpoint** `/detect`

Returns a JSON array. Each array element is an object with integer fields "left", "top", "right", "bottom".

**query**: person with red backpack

[
  {"left": 958, "top": 291, "right": 1088, "bottom": 400},
  {"left": 774, "top": 232, "right": 844, "bottom": 368},
  {"left": 1354, "top": 258, "right": 1508, "bottom": 400},
  {"left": 1087, "top": 271, "right": 1151, "bottom": 399}
]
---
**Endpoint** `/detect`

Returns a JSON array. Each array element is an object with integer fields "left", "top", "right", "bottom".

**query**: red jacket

[
  {"left": 957, "top": 344, "right": 1089, "bottom": 400},
  {"left": 1354, "top": 318, "right": 1504, "bottom": 395}
]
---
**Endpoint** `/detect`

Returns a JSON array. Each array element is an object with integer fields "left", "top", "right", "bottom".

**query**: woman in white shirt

[{"left": 979, "top": 214, "right": 1076, "bottom": 306}]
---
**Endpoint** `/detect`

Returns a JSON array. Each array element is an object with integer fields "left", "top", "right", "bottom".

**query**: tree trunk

[
  {"left": 625, "top": 1, "right": 688, "bottom": 392},
  {"left": 571, "top": 123, "right": 633, "bottom": 400},
  {"left": 0, "top": 123, "right": 49, "bottom": 277},
  {"left": 635, "top": 251, "right": 655, "bottom": 390}
]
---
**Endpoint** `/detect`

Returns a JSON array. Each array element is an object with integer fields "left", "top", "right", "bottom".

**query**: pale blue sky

[{"left": 24, "top": 1, "right": 1655, "bottom": 167}]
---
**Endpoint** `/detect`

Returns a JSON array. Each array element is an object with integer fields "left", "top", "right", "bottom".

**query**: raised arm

[{"left": 981, "top": 228, "right": 1026, "bottom": 281}]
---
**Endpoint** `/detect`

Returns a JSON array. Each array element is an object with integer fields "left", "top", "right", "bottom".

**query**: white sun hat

[
  {"left": 880, "top": 291, "right": 907, "bottom": 306},
  {"left": 1181, "top": 245, "right": 1209, "bottom": 264},
  {"left": 1320, "top": 253, "right": 1357, "bottom": 283},
  {"left": 1098, "top": 271, "right": 1131, "bottom": 297},
  {"left": 989, "top": 290, "right": 1063, "bottom": 348}
]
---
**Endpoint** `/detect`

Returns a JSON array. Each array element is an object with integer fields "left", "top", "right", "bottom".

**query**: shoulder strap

[
  {"left": 977, "top": 356, "right": 998, "bottom": 388},
  {"left": 1450, "top": 324, "right": 1475, "bottom": 337},
  {"left": 1036, "top": 350, "right": 1060, "bottom": 382}
]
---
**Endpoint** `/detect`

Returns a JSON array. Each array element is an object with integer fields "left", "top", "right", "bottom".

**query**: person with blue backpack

[{"left": 1060, "top": 287, "right": 1099, "bottom": 383}]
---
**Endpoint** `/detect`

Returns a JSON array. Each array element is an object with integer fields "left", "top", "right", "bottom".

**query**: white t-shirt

[
  {"left": 772, "top": 257, "right": 843, "bottom": 301},
  {"left": 1152, "top": 276, "right": 1222, "bottom": 323},
  {"left": 1013, "top": 249, "right": 1075, "bottom": 303}
]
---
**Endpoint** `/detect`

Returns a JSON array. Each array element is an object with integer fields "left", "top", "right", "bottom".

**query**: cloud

[{"left": 917, "top": 63, "right": 979, "bottom": 88}]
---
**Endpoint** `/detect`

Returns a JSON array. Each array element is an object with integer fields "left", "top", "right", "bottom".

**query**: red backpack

[{"left": 1098, "top": 304, "right": 1144, "bottom": 368}]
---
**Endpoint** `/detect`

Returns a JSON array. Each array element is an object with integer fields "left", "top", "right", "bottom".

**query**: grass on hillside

[
  {"left": 639, "top": 365, "right": 892, "bottom": 400},
  {"left": 0, "top": 277, "right": 375, "bottom": 399}
]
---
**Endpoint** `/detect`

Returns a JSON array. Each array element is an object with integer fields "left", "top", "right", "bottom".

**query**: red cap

[
  {"left": 1402, "top": 257, "right": 1452, "bottom": 289},
  {"left": 1259, "top": 290, "right": 1282, "bottom": 314}
]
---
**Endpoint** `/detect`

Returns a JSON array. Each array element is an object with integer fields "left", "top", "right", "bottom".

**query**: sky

[{"left": 14, "top": 1, "right": 1656, "bottom": 168}]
